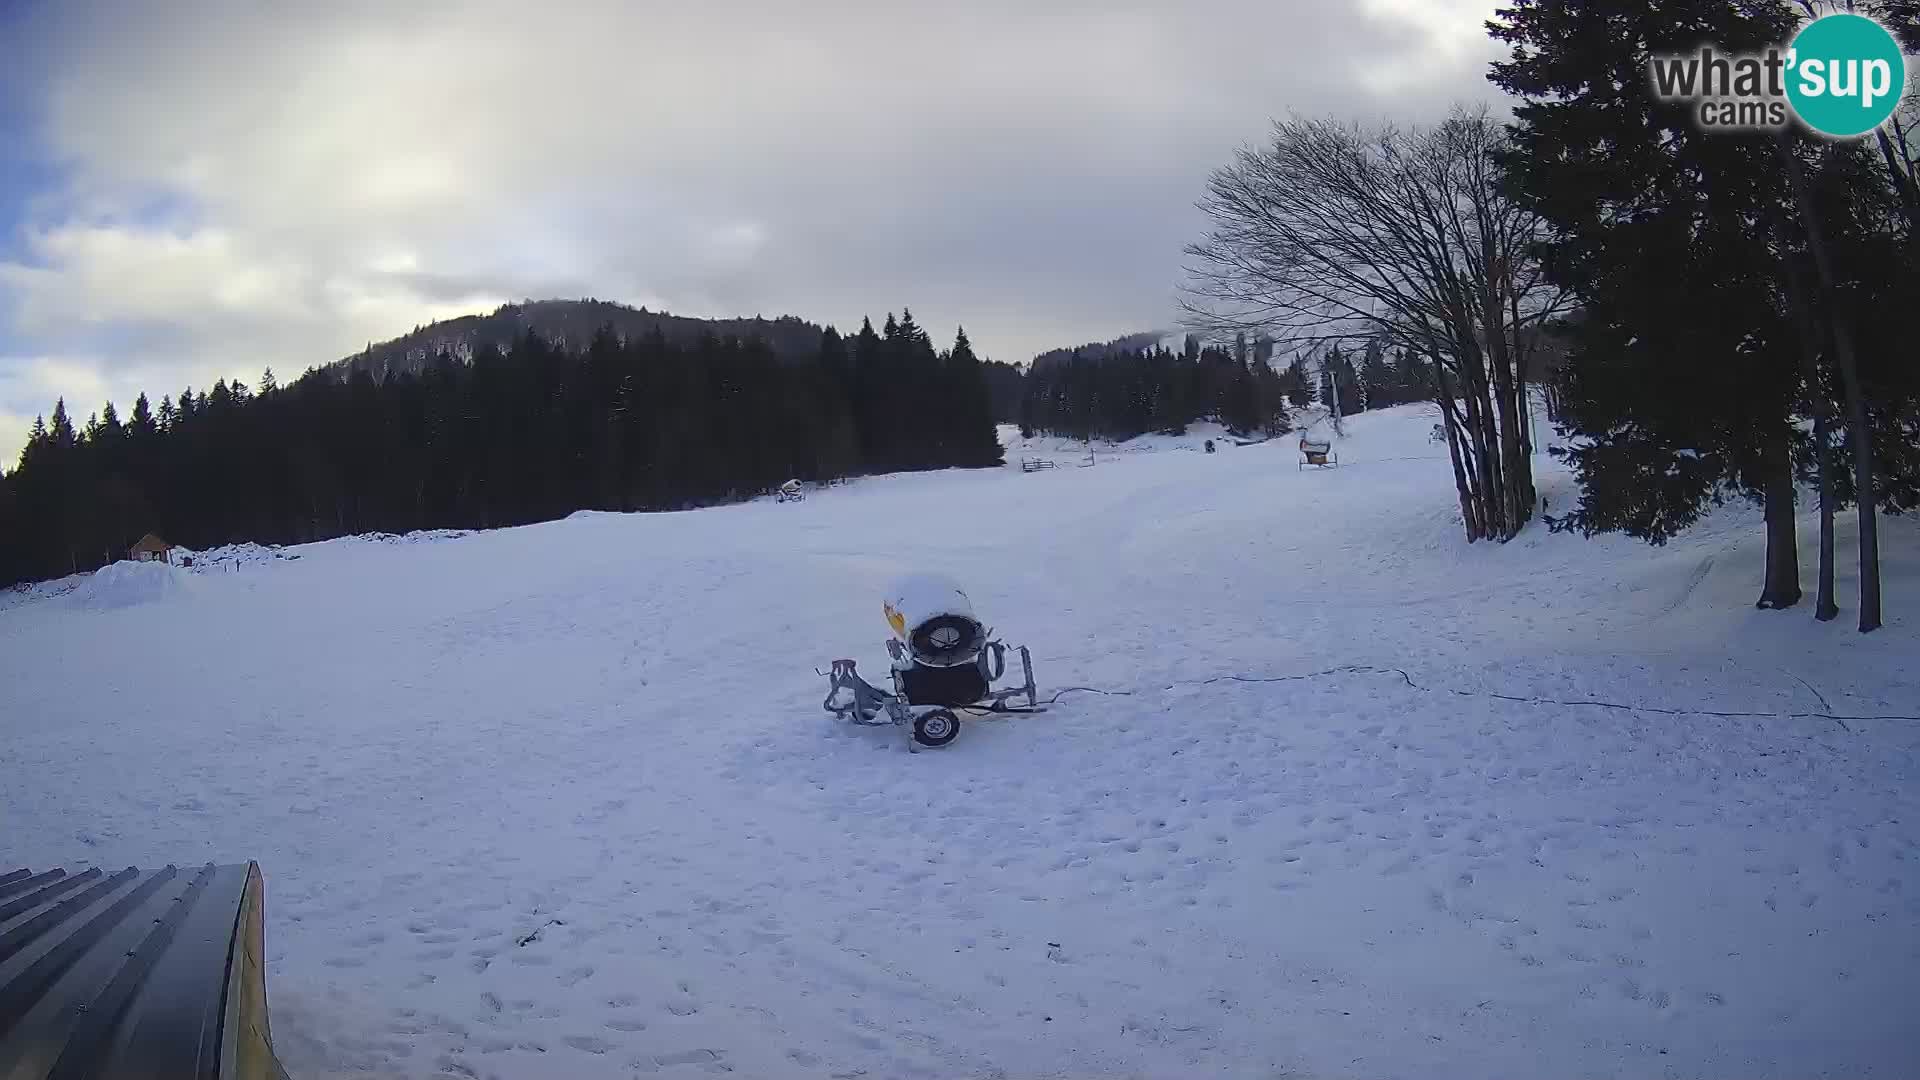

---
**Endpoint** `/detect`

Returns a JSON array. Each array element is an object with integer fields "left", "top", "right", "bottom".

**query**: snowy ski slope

[{"left": 2, "top": 404, "right": 1916, "bottom": 1079}]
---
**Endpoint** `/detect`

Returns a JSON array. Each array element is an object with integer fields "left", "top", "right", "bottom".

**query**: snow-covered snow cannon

[{"left": 821, "top": 572, "right": 1039, "bottom": 748}]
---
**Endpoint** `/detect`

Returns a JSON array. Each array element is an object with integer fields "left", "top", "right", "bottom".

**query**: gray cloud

[{"left": 0, "top": 0, "right": 1503, "bottom": 455}]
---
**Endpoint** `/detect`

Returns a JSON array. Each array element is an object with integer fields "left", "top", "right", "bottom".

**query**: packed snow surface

[{"left": 3, "top": 403, "right": 1916, "bottom": 1080}]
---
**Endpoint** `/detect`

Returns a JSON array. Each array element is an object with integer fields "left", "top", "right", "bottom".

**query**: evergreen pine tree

[
  {"left": 946, "top": 327, "right": 1003, "bottom": 466},
  {"left": 50, "top": 399, "right": 76, "bottom": 448},
  {"left": 1360, "top": 339, "right": 1394, "bottom": 409},
  {"left": 852, "top": 316, "right": 887, "bottom": 468},
  {"left": 1221, "top": 356, "right": 1260, "bottom": 435},
  {"left": 1286, "top": 358, "right": 1313, "bottom": 410},
  {"left": 1492, "top": 0, "right": 1812, "bottom": 609},
  {"left": 19, "top": 417, "right": 47, "bottom": 471}
]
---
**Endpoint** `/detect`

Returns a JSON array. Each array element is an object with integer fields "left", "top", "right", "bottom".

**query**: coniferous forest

[
  {"left": 0, "top": 309, "right": 1004, "bottom": 586},
  {"left": 1016, "top": 332, "right": 1434, "bottom": 442}
]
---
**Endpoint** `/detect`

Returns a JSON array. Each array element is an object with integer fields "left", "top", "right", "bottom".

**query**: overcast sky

[{"left": 0, "top": 0, "right": 1504, "bottom": 461}]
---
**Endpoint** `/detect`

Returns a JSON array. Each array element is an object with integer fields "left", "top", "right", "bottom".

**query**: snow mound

[
  {"left": 349, "top": 529, "right": 474, "bottom": 545},
  {"left": 0, "top": 574, "right": 88, "bottom": 613},
  {"left": 63, "top": 560, "right": 195, "bottom": 611},
  {"left": 176, "top": 542, "right": 299, "bottom": 570}
]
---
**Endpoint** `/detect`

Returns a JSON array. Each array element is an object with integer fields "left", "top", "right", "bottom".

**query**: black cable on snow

[{"left": 1028, "top": 663, "right": 1914, "bottom": 726}]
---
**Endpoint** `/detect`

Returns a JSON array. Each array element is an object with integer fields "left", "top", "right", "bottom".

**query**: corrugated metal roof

[{"left": 0, "top": 863, "right": 288, "bottom": 1080}]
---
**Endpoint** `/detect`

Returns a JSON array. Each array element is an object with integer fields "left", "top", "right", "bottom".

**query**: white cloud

[
  {"left": 0, "top": 356, "right": 115, "bottom": 466},
  {"left": 1, "top": 0, "right": 1505, "bottom": 457}
]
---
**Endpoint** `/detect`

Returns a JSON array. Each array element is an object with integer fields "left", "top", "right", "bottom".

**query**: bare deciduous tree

[{"left": 1181, "top": 107, "right": 1571, "bottom": 542}]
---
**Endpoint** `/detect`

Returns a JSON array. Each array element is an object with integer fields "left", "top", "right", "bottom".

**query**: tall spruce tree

[
  {"left": 1360, "top": 339, "right": 1394, "bottom": 409},
  {"left": 1490, "top": 0, "right": 1812, "bottom": 610},
  {"left": 945, "top": 327, "right": 1004, "bottom": 466}
]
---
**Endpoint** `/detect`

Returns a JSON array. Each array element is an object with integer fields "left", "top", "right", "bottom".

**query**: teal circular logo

[{"left": 1786, "top": 13, "right": 1907, "bottom": 138}]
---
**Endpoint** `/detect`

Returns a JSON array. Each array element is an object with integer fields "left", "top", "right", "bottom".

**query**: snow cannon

[{"left": 821, "top": 572, "right": 1040, "bottom": 749}]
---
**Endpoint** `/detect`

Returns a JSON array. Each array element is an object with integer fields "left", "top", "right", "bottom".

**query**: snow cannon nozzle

[{"left": 883, "top": 572, "right": 987, "bottom": 668}]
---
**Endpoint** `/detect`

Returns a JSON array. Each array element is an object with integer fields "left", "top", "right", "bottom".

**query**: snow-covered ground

[{"left": 3, "top": 403, "right": 1916, "bottom": 1080}]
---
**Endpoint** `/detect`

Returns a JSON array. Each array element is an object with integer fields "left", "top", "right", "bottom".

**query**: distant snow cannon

[{"left": 822, "top": 572, "right": 1040, "bottom": 748}]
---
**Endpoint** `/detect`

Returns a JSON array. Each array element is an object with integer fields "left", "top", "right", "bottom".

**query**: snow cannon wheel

[{"left": 912, "top": 709, "right": 961, "bottom": 747}]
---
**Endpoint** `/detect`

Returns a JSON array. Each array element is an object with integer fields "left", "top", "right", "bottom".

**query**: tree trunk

[
  {"left": 1452, "top": 343, "right": 1503, "bottom": 539},
  {"left": 1429, "top": 350, "right": 1483, "bottom": 541},
  {"left": 1782, "top": 264, "right": 1840, "bottom": 621},
  {"left": 1781, "top": 141, "right": 1882, "bottom": 632},
  {"left": 1813, "top": 409, "right": 1839, "bottom": 622},
  {"left": 1462, "top": 374, "right": 1500, "bottom": 538},
  {"left": 1482, "top": 305, "right": 1531, "bottom": 541},
  {"left": 1839, "top": 359, "right": 1882, "bottom": 632},
  {"left": 1757, "top": 424, "right": 1802, "bottom": 609}
]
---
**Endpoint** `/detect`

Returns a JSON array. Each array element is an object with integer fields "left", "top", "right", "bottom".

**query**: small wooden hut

[{"left": 130, "top": 533, "right": 175, "bottom": 564}]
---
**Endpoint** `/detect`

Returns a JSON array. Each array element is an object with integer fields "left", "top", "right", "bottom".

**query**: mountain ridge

[{"left": 325, "top": 298, "right": 830, "bottom": 381}]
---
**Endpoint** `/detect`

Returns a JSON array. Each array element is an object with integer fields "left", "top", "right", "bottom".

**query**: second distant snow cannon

[{"left": 821, "top": 572, "right": 1039, "bottom": 749}]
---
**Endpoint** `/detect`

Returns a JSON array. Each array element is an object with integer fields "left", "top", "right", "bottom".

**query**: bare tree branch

[{"left": 1179, "top": 107, "right": 1571, "bottom": 540}]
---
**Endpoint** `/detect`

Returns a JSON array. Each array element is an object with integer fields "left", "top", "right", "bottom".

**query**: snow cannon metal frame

[{"left": 821, "top": 573, "right": 1039, "bottom": 750}]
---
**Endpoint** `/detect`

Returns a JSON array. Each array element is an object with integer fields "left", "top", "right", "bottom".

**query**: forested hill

[
  {"left": 328, "top": 299, "right": 830, "bottom": 382},
  {"left": 0, "top": 310, "right": 1006, "bottom": 587},
  {"left": 1028, "top": 331, "right": 1168, "bottom": 369}
]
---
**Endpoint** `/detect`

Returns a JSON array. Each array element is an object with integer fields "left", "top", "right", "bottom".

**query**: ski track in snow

[{"left": 3, "top": 405, "right": 1917, "bottom": 1080}]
